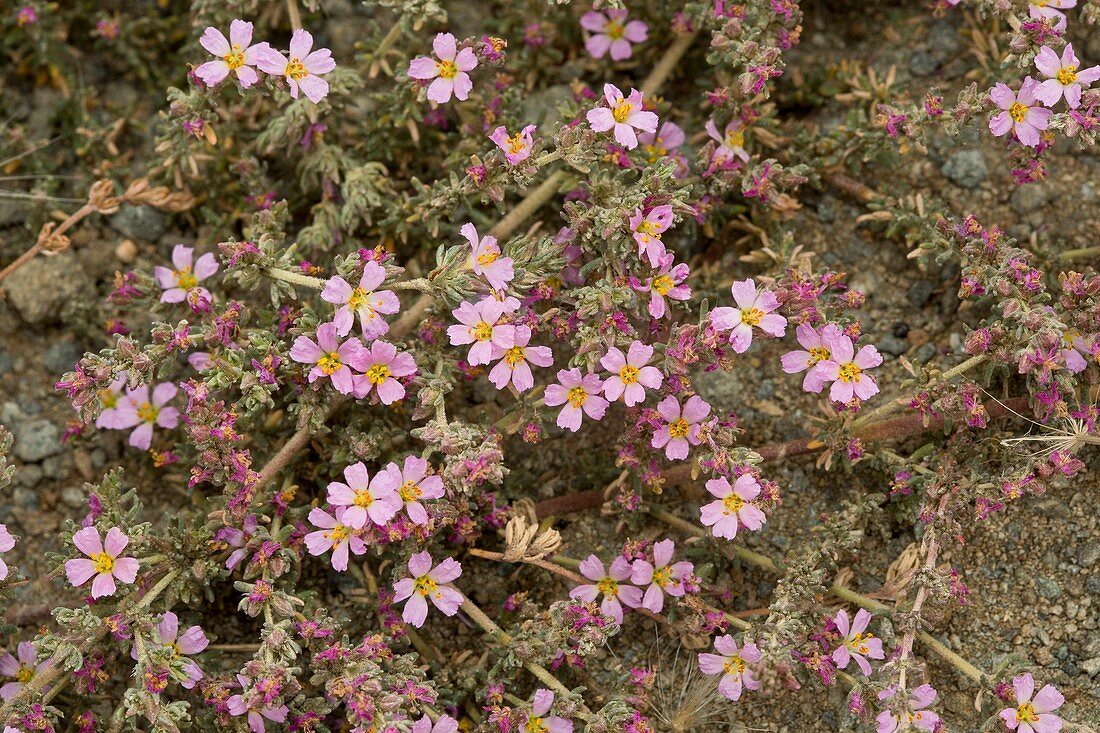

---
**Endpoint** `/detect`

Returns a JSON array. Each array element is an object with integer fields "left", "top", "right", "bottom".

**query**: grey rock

[
  {"left": 1077, "top": 541, "right": 1100, "bottom": 568},
  {"left": 1082, "top": 182, "right": 1097, "bottom": 203},
  {"left": 1010, "top": 183, "right": 1051, "bottom": 215},
  {"left": 928, "top": 21, "right": 960, "bottom": 61},
  {"left": 1088, "top": 574, "right": 1100, "bottom": 595},
  {"left": 0, "top": 401, "right": 22, "bottom": 424},
  {"left": 915, "top": 343, "right": 936, "bottom": 363},
  {"left": 44, "top": 340, "right": 81, "bottom": 375},
  {"left": 111, "top": 204, "right": 167, "bottom": 242},
  {"left": 0, "top": 348, "right": 13, "bottom": 376},
  {"left": 521, "top": 84, "right": 573, "bottom": 129},
  {"left": 941, "top": 150, "right": 988, "bottom": 189},
  {"left": 12, "top": 485, "right": 38, "bottom": 508},
  {"left": 61, "top": 486, "right": 86, "bottom": 509},
  {"left": 11, "top": 419, "right": 62, "bottom": 462},
  {"left": 1036, "top": 577, "right": 1062, "bottom": 600},
  {"left": 14, "top": 465, "right": 42, "bottom": 490},
  {"left": 877, "top": 335, "right": 909, "bottom": 356},
  {"left": 1082, "top": 656, "right": 1100, "bottom": 677},
  {"left": 3, "top": 252, "right": 93, "bottom": 325},
  {"left": 908, "top": 280, "right": 936, "bottom": 307},
  {"left": 816, "top": 196, "right": 838, "bottom": 223},
  {"left": 909, "top": 51, "right": 939, "bottom": 77},
  {"left": 41, "top": 453, "right": 71, "bottom": 480}
]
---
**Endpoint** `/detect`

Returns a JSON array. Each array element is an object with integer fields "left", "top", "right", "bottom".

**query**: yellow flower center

[
  {"left": 176, "top": 268, "right": 198, "bottom": 290},
  {"left": 285, "top": 57, "right": 309, "bottom": 80},
  {"left": 347, "top": 287, "right": 369, "bottom": 311},
  {"left": 605, "top": 20, "right": 625, "bottom": 39},
  {"left": 612, "top": 100, "right": 633, "bottom": 124},
  {"left": 507, "top": 133, "right": 526, "bottom": 154},
  {"left": 353, "top": 489, "right": 374, "bottom": 508},
  {"left": 838, "top": 362, "right": 862, "bottom": 383},
  {"left": 326, "top": 524, "right": 349, "bottom": 542},
  {"left": 567, "top": 386, "right": 588, "bottom": 408},
  {"left": 399, "top": 481, "right": 422, "bottom": 502},
  {"left": 726, "top": 129, "right": 745, "bottom": 148},
  {"left": 222, "top": 45, "right": 245, "bottom": 70},
  {"left": 722, "top": 492, "right": 744, "bottom": 514},
  {"left": 91, "top": 552, "right": 114, "bottom": 574},
  {"left": 722, "top": 656, "right": 746, "bottom": 675},
  {"left": 652, "top": 566, "right": 672, "bottom": 587},
  {"left": 1009, "top": 102, "right": 1028, "bottom": 123},
  {"left": 637, "top": 220, "right": 661, "bottom": 238},
  {"left": 503, "top": 346, "right": 526, "bottom": 367},
  {"left": 318, "top": 352, "right": 343, "bottom": 376},
  {"left": 807, "top": 346, "right": 830, "bottom": 365},
  {"left": 668, "top": 417, "right": 690, "bottom": 438},
  {"left": 136, "top": 402, "right": 158, "bottom": 423},
  {"left": 653, "top": 274, "right": 673, "bottom": 296},
  {"left": 525, "top": 716, "right": 548, "bottom": 733},
  {"left": 848, "top": 631, "right": 874, "bottom": 655},
  {"left": 741, "top": 307, "right": 764, "bottom": 327},
  {"left": 15, "top": 664, "right": 34, "bottom": 684},
  {"left": 414, "top": 575, "right": 438, "bottom": 596},
  {"left": 472, "top": 322, "right": 493, "bottom": 341},
  {"left": 596, "top": 577, "right": 618, "bottom": 596},
  {"left": 1063, "top": 329, "right": 1080, "bottom": 348},
  {"left": 619, "top": 365, "right": 640, "bottom": 384},
  {"left": 643, "top": 142, "right": 668, "bottom": 163},
  {"left": 366, "top": 363, "right": 391, "bottom": 385},
  {"left": 1016, "top": 702, "right": 1037, "bottom": 724},
  {"left": 437, "top": 59, "right": 457, "bottom": 79},
  {"left": 1057, "top": 66, "right": 1078, "bottom": 85},
  {"left": 477, "top": 247, "right": 500, "bottom": 266},
  {"left": 99, "top": 389, "right": 119, "bottom": 409}
]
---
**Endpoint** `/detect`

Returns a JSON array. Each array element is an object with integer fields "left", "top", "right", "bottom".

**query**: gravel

[
  {"left": 10, "top": 418, "right": 63, "bottom": 463},
  {"left": 111, "top": 203, "right": 167, "bottom": 242},
  {"left": 941, "top": 150, "right": 988, "bottom": 189},
  {"left": 1010, "top": 183, "right": 1052, "bottom": 215}
]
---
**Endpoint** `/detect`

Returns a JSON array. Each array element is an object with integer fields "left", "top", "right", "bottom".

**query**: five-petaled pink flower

[
  {"left": 351, "top": 340, "right": 417, "bottom": 404},
  {"left": 0, "top": 642, "right": 50, "bottom": 700},
  {"left": 412, "top": 714, "right": 460, "bottom": 733},
  {"left": 393, "top": 551, "right": 464, "bottom": 628},
  {"left": 586, "top": 83, "right": 658, "bottom": 150},
  {"left": 1028, "top": 0, "right": 1075, "bottom": 31},
  {"left": 408, "top": 32, "right": 478, "bottom": 104},
  {"left": 580, "top": 9, "right": 648, "bottom": 61},
  {"left": 382, "top": 456, "right": 446, "bottom": 526},
  {"left": 700, "top": 474, "right": 766, "bottom": 540},
  {"left": 601, "top": 341, "right": 663, "bottom": 406},
  {"left": 831, "top": 608, "right": 885, "bottom": 676},
  {"left": 630, "top": 539, "right": 693, "bottom": 613},
  {"left": 195, "top": 20, "right": 272, "bottom": 88},
  {"left": 290, "top": 321, "right": 366, "bottom": 395},
  {"left": 544, "top": 369, "right": 608, "bottom": 432},
  {"left": 711, "top": 278, "right": 787, "bottom": 353},
  {"left": 632, "top": 253, "right": 691, "bottom": 319},
  {"left": 447, "top": 296, "right": 519, "bottom": 366},
  {"left": 489, "top": 124, "right": 537, "bottom": 165},
  {"left": 780, "top": 323, "right": 844, "bottom": 393},
  {"left": 652, "top": 395, "right": 710, "bottom": 460},
  {"left": 130, "top": 612, "right": 208, "bottom": 689},
  {"left": 97, "top": 382, "right": 180, "bottom": 450},
  {"left": 256, "top": 29, "right": 335, "bottom": 103},
  {"left": 327, "top": 462, "right": 402, "bottom": 529},
  {"left": 705, "top": 118, "right": 750, "bottom": 164},
  {"left": 698, "top": 635, "right": 761, "bottom": 701},
  {"left": 876, "top": 684, "right": 941, "bottom": 733},
  {"left": 569, "top": 554, "right": 642, "bottom": 624},
  {"left": 155, "top": 245, "right": 218, "bottom": 307},
  {"left": 464, "top": 222, "right": 514, "bottom": 292},
  {"left": 814, "top": 333, "right": 882, "bottom": 404},
  {"left": 321, "top": 261, "right": 400, "bottom": 339},
  {"left": 629, "top": 205, "right": 674, "bottom": 267},
  {"left": 65, "top": 526, "right": 140, "bottom": 598},
  {"left": 638, "top": 121, "right": 686, "bottom": 161},
  {"left": 1034, "top": 43, "right": 1100, "bottom": 109},
  {"left": 488, "top": 324, "right": 553, "bottom": 393},
  {"left": 999, "top": 673, "right": 1065, "bottom": 733},
  {"left": 989, "top": 78, "right": 1051, "bottom": 148},
  {"left": 227, "top": 674, "right": 288, "bottom": 733},
  {"left": 304, "top": 507, "right": 365, "bottom": 572},
  {"left": 0, "top": 524, "right": 15, "bottom": 582},
  {"left": 522, "top": 689, "right": 574, "bottom": 733}
]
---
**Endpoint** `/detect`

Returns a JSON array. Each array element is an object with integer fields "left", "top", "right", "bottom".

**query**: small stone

[
  {"left": 14, "top": 465, "right": 42, "bottom": 490},
  {"left": 0, "top": 348, "right": 13, "bottom": 376},
  {"left": 1036, "top": 577, "right": 1062, "bottom": 600},
  {"left": 111, "top": 204, "right": 167, "bottom": 242},
  {"left": 11, "top": 419, "right": 62, "bottom": 463},
  {"left": 877, "top": 335, "right": 909, "bottom": 356},
  {"left": 61, "top": 486, "right": 86, "bottom": 509},
  {"left": 12, "top": 486, "right": 38, "bottom": 510},
  {"left": 44, "top": 340, "right": 81, "bottom": 375},
  {"left": 1077, "top": 541, "right": 1100, "bottom": 568},
  {"left": 914, "top": 343, "right": 936, "bottom": 363},
  {"left": 115, "top": 239, "right": 138, "bottom": 263},
  {"left": 941, "top": 150, "right": 988, "bottom": 189},
  {"left": 1010, "top": 183, "right": 1051, "bottom": 215},
  {"left": 907, "top": 280, "right": 936, "bottom": 307},
  {"left": 1082, "top": 656, "right": 1100, "bottom": 677},
  {"left": 3, "top": 252, "right": 94, "bottom": 325},
  {"left": 909, "top": 51, "right": 939, "bottom": 77}
]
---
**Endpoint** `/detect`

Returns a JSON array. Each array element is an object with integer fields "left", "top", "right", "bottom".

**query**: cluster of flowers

[{"left": 569, "top": 539, "right": 693, "bottom": 621}]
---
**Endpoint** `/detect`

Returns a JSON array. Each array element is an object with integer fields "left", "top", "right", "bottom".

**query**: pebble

[
  {"left": 907, "top": 279, "right": 936, "bottom": 307},
  {"left": 3, "top": 252, "right": 94, "bottom": 325},
  {"left": 115, "top": 239, "right": 138, "bottom": 263},
  {"left": 877, "top": 335, "right": 910, "bottom": 356},
  {"left": 44, "top": 340, "right": 81, "bottom": 375},
  {"left": 909, "top": 51, "right": 939, "bottom": 77},
  {"left": 110, "top": 204, "right": 167, "bottom": 242},
  {"left": 0, "top": 347, "right": 13, "bottom": 376},
  {"left": 1036, "top": 577, "right": 1062, "bottom": 600},
  {"left": 1083, "top": 656, "right": 1100, "bottom": 677},
  {"left": 1077, "top": 541, "right": 1100, "bottom": 568},
  {"left": 60, "top": 486, "right": 86, "bottom": 509},
  {"left": 11, "top": 419, "right": 62, "bottom": 462},
  {"left": 1010, "top": 183, "right": 1051, "bottom": 215},
  {"left": 941, "top": 150, "right": 988, "bottom": 189}
]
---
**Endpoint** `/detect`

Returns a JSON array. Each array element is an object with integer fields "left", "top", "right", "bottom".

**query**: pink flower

[
  {"left": 632, "top": 254, "right": 690, "bottom": 319},
  {"left": 698, "top": 635, "right": 761, "bottom": 701},
  {"left": 586, "top": 84, "right": 658, "bottom": 150},
  {"left": 1035, "top": 44, "right": 1100, "bottom": 108},
  {"left": 630, "top": 539, "right": 693, "bottom": 613},
  {"left": 304, "top": 507, "right": 366, "bottom": 572},
  {"left": 488, "top": 325, "right": 553, "bottom": 392},
  {"left": 989, "top": 78, "right": 1052, "bottom": 147},
  {"left": 876, "top": 684, "right": 941, "bottom": 733},
  {"left": 638, "top": 121, "right": 686, "bottom": 159},
  {"left": 580, "top": 9, "right": 648, "bottom": 61},
  {"left": 130, "top": 612, "right": 208, "bottom": 688},
  {"left": 629, "top": 205, "right": 674, "bottom": 267},
  {"left": 569, "top": 554, "right": 642, "bottom": 624},
  {"left": 600, "top": 341, "right": 663, "bottom": 406},
  {"left": 0, "top": 524, "right": 15, "bottom": 582},
  {"left": 999, "top": 674, "right": 1064, "bottom": 733},
  {"left": 1027, "top": 0, "right": 1075, "bottom": 31},
  {"left": 0, "top": 642, "right": 50, "bottom": 700},
  {"left": 154, "top": 245, "right": 218, "bottom": 306},
  {"left": 350, "top": 340, "right": 417, "bottom": 404},
  {"left": 382, "top": 456, "right": 446, "bottom": 525},
  {"left": 814, "top": 333, "right": 882, "bottom": 404},
  {"left": 412, "top": 714, "right": 460, "bottom": 733},
  {"left": 326, "top": 462, "right": 402, "bottom": 529},
  {"left": 93, "top": 375, "right": 128, "bottom": 429},
  {"left": 830, "top": 608, "right": 885, "bottom": 676},
  {"left": 447, "top": 296, "right": 519, "bottom": 366},
  {"left": 255, "top": 29, "right": 336, "bottom": 103},
  {"left": 544, "top": 369, "right": 608, "bottom": 432},
  {"left": 705, "top": 118, "right": 750, "bottom": 164},
  {"left": 194, "top": 20, "right": 273, "bottom": 88},
  {"left": 289, "top": 322, "right": 366, "bottom": 395},
  {"left": 700, "top": 475, "right": 767, "bottom": 540},
  {"left": 651, "top": 395, "right": 710, "bottom": 460},
  {"left": 64, "top": 527, "right": 140, "bottom": 598},
  {"left": 392, "top": 551, "right": 464, "bottom": 628},
  {"left": 408, "top": 32, "right": 477, "bottom": 104},
  {"left": 710, "top": 278, "right": 786, "bottom": 353},
  {"left": 464, "top": 222, "right": 514, "bottom": 291},
  {"left": 96, "top": 382, "right": 180, "bottom": 450},
  {"left": 1060, "top": 330, "right": 1090, "bottom": 373},
  {"left": 522, "top": 689, "right": 574, "bottom": 733},
  {"left": 780, "top": 323, "right": 844, "bottom": 392},
  {"left": 489, "top": 124, "right": 537, "bottom": 165},
  {"left": 227, "top": 675, "right": 288, "bottom": 733},
  {"left": 321, "top": 261, "right": 400, "bottom": 338}
]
